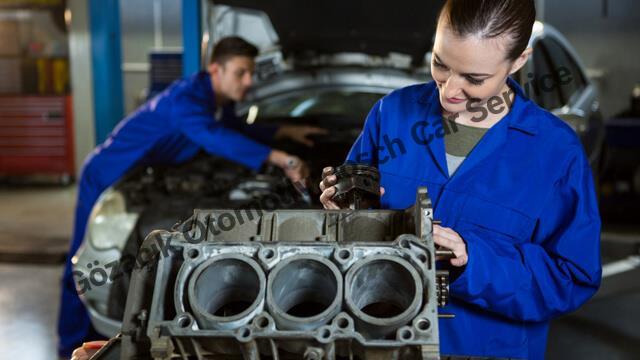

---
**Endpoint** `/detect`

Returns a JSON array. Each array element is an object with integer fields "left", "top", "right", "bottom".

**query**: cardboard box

[
  {"left": 0, "top": 57, "right": 23, "bottom": 94},
  {"left": 0, "top": 21, "right": 21, "bottom": 56}
]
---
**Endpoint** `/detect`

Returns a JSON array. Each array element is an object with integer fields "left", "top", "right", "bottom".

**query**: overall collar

[
  {"left": 199, "top": 71, "right": 237, "bottom": 118},
  {"left": 504, "top": 77, "right": 538, "bottom": 135},
  {"left": 416, "top": 77, "right": 537, "bottom": 180}
]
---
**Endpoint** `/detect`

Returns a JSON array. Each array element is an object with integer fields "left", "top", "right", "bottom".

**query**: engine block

[{"left": 113, "top": 188, "right": 445, "bottom": 359}]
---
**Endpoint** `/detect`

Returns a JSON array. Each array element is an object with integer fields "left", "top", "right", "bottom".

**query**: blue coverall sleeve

[
  {"left": 346, "top": 100, "right": 382, "bottom": 165},
  {"left": 174, "top": 103, "right": 272, "bottom": 171},
  {"left": 450, "top": 151, "right": 602, "bottom": 322}
]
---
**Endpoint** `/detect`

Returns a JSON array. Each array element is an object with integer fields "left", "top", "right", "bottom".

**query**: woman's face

[{"left": 431, "top": 18, "right": 528, "bottom": 119}]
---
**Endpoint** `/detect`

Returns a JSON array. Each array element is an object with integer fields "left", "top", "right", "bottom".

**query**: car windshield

[{"left": 253, "top": 89, "right": 386, "bottom": 120}]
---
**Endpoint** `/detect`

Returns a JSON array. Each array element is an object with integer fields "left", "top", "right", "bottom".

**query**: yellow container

[
  {"left": 36, "top": 58, "right": 51, "bottom": 94},
  {"left": 52, "top": 58, "right": 69, "bottom": 94}
]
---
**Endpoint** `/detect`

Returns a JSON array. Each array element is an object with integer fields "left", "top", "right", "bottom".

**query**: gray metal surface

[{"left": 112, "top": 188, "right": 443, "bottom": 359}]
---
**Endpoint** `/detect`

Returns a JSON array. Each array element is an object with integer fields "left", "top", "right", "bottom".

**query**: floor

[
  {"left": 0, "top": 184, "right": 638, "bottom": 360},
  {"left": 548, "top": 289, "right": 640, "bottom": 360},
  {"left": 548, "top": 202, "right": 640, "bottom": 360},
  {"left": 0, "top": 264, "right": 62, "bottom": 360},
  {"left": 0, "top": 184, "right": 75, "bottom": 360},
  {"left": 0, "top": 184, "right": 76, "bottom": 264}
]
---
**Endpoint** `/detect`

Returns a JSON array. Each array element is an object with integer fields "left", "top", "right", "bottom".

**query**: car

[
  {"left": 519, "top": 21, "right": 605, "bottom": 171},
  {"left": 73, "top": 2, "right": 605, "bottom": 337}
]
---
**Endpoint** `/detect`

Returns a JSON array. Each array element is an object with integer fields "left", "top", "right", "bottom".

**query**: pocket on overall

[{"left": 459, "top": 196, "right": 536, "bottom": 244}]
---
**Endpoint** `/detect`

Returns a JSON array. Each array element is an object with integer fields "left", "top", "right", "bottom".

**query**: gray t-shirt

[{"left": 443, "top": 118, "right": 489, "bottom": 176}]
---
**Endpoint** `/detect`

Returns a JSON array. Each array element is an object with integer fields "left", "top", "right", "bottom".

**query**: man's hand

[
  {"left": 268, "top": 150, "right": 310, "bottom": 186},
  {"left": 319, "top": 167, "right": 384, "bottom": 209},
  {"left": 433, "top": 225, "right": 468, "bottom": 267},
  {"left": 71, "top": 341, "right": 108, "bottom": 360},
  {"left": 275, "top": 125, "right": 329, "bottom": 147}
]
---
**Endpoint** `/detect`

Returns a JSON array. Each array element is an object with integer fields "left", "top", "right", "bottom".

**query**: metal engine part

[
  {"left": 332, "top": 164, "right": 381, "bottom": 209},
  {"left": 109, "top": 188, "right": 446, "bottom": 359}
]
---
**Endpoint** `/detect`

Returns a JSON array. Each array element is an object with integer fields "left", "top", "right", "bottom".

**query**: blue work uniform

[
  {"left": 57, "top": 71, "right": 278, "bottom": 356},
  {"left": 347, "top": 78, "right": 601, "bottom": 359}
]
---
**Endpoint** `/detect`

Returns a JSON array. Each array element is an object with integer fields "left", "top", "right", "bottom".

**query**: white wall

[
  {"left": 68, "top": 0, "right": 96, "bottom": 176},
  {"left": 120, "top": 0, "right": 182, "bottom": 114}
]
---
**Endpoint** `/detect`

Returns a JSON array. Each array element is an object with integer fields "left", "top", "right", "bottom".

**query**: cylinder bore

[
  {"left": 267, "top": 255, "right": 342, "bottom": 330},
  {"left": 188, "top": 255, "right": 265, "bottom": 330},
  {"left": 345, "top": 255, "right": 422, "bottom": 339}
]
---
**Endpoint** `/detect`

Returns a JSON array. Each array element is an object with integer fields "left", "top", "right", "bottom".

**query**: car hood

[{"left": 216, "top": 0, "right": 444, "bottom": 65}]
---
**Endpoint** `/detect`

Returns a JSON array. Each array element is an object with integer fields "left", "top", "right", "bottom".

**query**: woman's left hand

[
  {"left": 71, "top": 341, "right": 108, "bottom": 360},
  {"left": 433, "top": 225, "right": 468, "bottom": 267}
]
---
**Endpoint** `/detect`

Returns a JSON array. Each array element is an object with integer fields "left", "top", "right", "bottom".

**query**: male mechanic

[{"left": 58, "top": 36, "right": 325, "bottom": 357}]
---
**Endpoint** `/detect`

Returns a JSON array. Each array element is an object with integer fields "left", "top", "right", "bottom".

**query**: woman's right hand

[
  {"left": 319, "top": 167, "right": 384, "bottom": 209},
  {"left": 319, "top": 167, "right": 340, "bottom": 209}
]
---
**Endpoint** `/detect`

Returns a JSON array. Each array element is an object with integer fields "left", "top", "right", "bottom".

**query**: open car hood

[{"left": 215, "top": 0, "right": 444, "bottom": 65}]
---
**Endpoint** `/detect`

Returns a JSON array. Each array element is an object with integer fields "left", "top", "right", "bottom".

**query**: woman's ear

[{"left": 510, "top": 47, "right": 533, "bottom": 75}]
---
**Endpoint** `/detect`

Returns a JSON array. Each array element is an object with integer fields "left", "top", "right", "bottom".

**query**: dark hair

[
  {"left": 210, "top": 36, "right": 259, "bottom": 65},
  {"left": 439, "top": 0, "right": 536, "bottom": 61}
]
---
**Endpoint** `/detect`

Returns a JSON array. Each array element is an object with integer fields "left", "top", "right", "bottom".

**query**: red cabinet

[{"left": 0, "top": 95, "right": 75, "bottom": 178}]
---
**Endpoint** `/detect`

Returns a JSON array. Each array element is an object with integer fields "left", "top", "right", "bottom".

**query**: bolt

[
  {"left": 137, "top": 310, "right": 148, "bottom": 322},
  {"left": 304, "top": 347, "right": 324, "bottom": 360}
]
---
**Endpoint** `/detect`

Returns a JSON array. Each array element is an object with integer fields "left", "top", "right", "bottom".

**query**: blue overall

[
  {"left": 347, "top": 78, "right": 601, "bottom": 359},
  {"left": 57, "top": 72, "right": 278, "bottom": 356}
]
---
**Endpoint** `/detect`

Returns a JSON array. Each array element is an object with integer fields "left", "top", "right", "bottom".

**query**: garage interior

[{"left": 0, "top": 0, "right": 639, "bottom": 359}]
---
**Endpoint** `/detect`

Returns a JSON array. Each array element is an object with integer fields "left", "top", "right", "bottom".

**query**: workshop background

[{"left": 0, "top": 0, "right": 639, "bottom": 359}]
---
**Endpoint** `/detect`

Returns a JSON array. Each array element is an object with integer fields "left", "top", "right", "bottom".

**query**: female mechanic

[{"left": 320, "top": 0, "right": 601, "bottom": 359}]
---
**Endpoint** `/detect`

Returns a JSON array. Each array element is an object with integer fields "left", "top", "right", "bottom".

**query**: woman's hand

[
  {"left": 319, "top": 167, "right": 340, "bottom": 209},
  {"left": 433, "top": 225, "right": 468, "bottom": 267},
  {"left": 71, "top": 341, "right": 107, "bottom": 360},
  {"left": 319, "top": 167, "right": 384, "bottom": 209}
]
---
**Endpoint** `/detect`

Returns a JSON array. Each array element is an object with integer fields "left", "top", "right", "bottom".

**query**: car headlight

[{"left": 87, "top": 187, "right": 139, "bottom": 250}]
